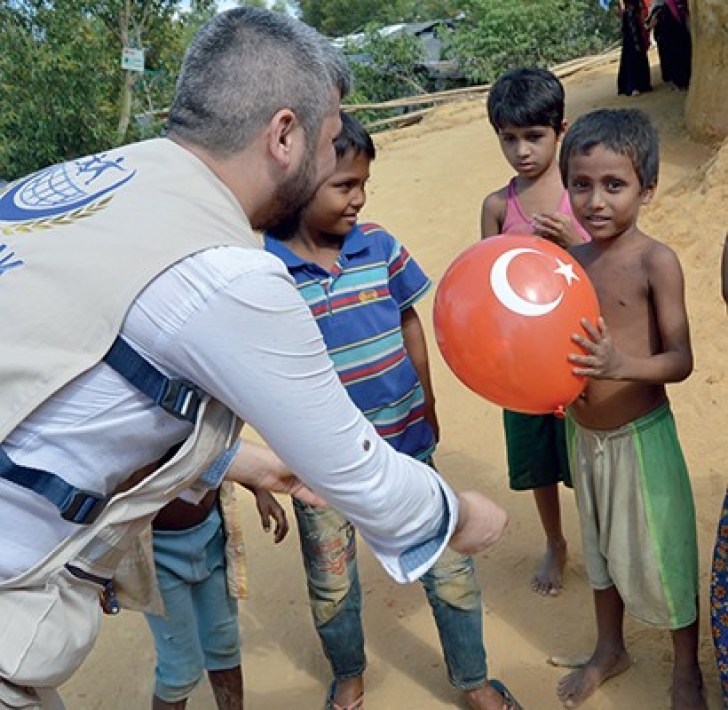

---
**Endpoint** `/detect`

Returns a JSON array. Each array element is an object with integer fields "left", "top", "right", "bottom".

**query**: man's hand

[
  {"left": 449, "top": 491, "right": 508, "bottom": 556},
  {"left": 224, "top": 440, "right": 326, "bottom": 507}
]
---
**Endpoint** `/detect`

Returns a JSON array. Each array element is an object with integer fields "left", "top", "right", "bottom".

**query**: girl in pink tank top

[
  {"left": 479, "top": 67, "right": 591, "bottom": 602},
  {"left": 502, "top": 177, "right": 591, "bottom": 242}
]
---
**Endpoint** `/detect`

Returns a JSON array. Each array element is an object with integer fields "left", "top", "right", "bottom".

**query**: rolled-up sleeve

[
  {"left": 159, "top": 253, "right": 458, "bottom": 583},
  {"left": 177, "top": 437, "right": 242, "bottom": 505}
]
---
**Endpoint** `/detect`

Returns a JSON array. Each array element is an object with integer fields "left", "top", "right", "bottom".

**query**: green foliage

[
  {"left": 126, "top": 2, "right": 217, "bottom": 140},
  {"left": 449, "top": 0, "right": 620, "bottom": 84},
  {"left": 305, "top": 0, "right": 618, "bottom": 128},
  {"left": 0, "top": 0, "right": 210, "bottom": 181},
  {"left": 268, "top": 0, "right": 290, "bottom": 12},
  {"left": 0, "top": 0, "right": 619, "bottom": 178},
  {"left": 299, "top": 0, "right": 387, "bottom": 36},
  {"left": 0, "top": 1, "right": 120, "bottom": 180},
  {"left": 298, "top": 0, "right": 464, "bottom": 36},
  {"left": 346, "top": 27, "right": 427, "bottom": 106}
]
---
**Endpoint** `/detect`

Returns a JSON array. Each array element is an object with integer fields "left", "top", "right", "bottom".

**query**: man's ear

[{"left": 267, "top": 108, "right": 299, "bottom": 169}]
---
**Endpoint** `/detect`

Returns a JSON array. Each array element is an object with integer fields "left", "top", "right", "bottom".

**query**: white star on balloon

[{"left": 554, "top": 258, "right": 579, "bottom": 286}]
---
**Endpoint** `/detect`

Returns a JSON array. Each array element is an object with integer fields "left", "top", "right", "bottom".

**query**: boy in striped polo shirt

[{"left": 265, "top": 113, "right": 519, "bottom": 710}]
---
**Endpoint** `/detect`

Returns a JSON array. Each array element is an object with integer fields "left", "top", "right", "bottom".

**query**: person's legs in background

[{"left": 711, "top": 488, "right": 728, "bottom": 707}]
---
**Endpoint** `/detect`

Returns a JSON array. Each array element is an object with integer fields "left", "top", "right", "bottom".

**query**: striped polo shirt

[{"left": 265, "top": 222, "right": 436, "bottom": 460}]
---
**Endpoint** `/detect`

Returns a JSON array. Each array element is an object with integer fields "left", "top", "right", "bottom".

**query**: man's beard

[{"left": 254, "top": 146, "right": 318, "bottom": 232}]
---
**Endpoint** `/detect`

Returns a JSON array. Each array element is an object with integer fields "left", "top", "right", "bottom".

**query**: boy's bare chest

[{"left": 585, "top": 253, "right": 651, "bottom": 324}]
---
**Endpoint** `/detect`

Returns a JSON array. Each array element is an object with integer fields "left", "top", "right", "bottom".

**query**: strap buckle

[
  {"left": 159, "top": 379, "right": 202, "bottom": 421},
  {"left": 60, "top": 489, "right": 108, "bottom": 524}
]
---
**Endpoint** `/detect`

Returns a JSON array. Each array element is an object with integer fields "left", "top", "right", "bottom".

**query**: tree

[
  {"left": 98, "top": 2, "right": 169, "bottom": 144},
  {"left": 685, "top": 0, "right": 728, "bottom": 142},
  {"left": 344, "top": 26, "right": 427, "bottom": 109},
  {"left": 0, "top": 0, "right": 211, "bottom": 180},
  {"left": 298, "top": 0, "right": 388, "bottom": 35},
  {"left": 448, "top": 0, "right": 619, "bottom": 84},
  {"left": 0, "top": 1, "right": 120, "bottom": 179},
  {"left": 92, "top": 1, "right": 218, "bottom": 144},
  {"left": 297, "top": 0, "right": 466, "bottom": 36}
]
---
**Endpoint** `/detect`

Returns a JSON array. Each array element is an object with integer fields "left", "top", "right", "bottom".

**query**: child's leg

[
  {"left": 152, "top": 697, "right": 187, "bottom": 710},
  {"left": 532, "top": 483, "right": 568, "bottom": 596},
  {"left": 671, "top": 611, "right": 707, "bottom": 710},
  {"left": 503, "top": 410, "right": 569, "bottom": 595},
  {"left": 147, "top": 516, "right": 225, "bottom": 709},
  {"left": 293, "top": 500, "right": 365, "bottom": 707},
  {"left": 419, "top": 548, "right": 486, "bottom": 686},
  {"left": 557, "top": 586, "right": 632, "bottom": 708},
  {"left": 711, "top": 489, "right": 728, "bottom": 707},
  {"left": 420, "top": 549, "right": 518, "bottom": 710},
  {"left": 195, "top": 531, "right": 243, "bottom": 710},
  {"left": 208, "top": 668, "right": 243, "bottom": 710}
]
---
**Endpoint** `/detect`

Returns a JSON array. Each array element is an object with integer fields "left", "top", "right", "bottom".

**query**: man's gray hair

[{"left": 168, "top": 8, "right": 351, "bottom": 155}]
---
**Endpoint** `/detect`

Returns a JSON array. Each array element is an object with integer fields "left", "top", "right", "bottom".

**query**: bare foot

[
  {"left": 465, "top": 683, "right": 516, "bottom": 710},
  {"left": 531, "top": 539, "right": 567, "bottom": 596},
  {"left": 672, "top": 668, "right": 707, "bottom": 710},
  {"left": 557, "top": 650, "right": 632, "bottom": 708}
]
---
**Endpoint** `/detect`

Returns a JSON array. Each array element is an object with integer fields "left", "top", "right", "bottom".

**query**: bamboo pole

[
  {"left": 347, "top": 46, "right": 620, "bottom": 116},
  {"left": 136, "top": 45, "right": 621, "bottom": 126}
]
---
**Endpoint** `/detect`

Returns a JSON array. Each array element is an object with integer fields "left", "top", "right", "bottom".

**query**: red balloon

[{"left": 433, "top": 235, "right": 600, "bottom": 416}]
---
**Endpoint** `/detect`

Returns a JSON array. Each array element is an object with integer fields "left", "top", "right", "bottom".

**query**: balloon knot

[{"left": 554, "top": 405, "right": 566, "bottom": 419}]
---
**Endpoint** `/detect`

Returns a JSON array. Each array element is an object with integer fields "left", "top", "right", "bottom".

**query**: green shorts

[
  {"left": 503, "top": 410, "right": 571, "bottom": 491},
  {"left": 567, "top": 403, "right": 699, "bottom": 629}
]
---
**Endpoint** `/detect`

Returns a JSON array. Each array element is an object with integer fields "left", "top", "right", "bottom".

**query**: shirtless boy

[{"left": 557, "top": 108, "right": 706, "bottom": 710}]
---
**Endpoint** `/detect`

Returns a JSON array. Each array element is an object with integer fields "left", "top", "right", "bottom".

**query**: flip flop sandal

[
  {"left": 324, "top": 680, "right": 364, "bottom": 710},
  {"left": 489, "top": 678, "right": 524, "bottom": 710}
]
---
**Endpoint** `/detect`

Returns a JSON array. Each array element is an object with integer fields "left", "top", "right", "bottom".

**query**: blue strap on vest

[
  {"left": 0, "top": 448, "right": 109, "bottom": 524},
  {"left": 0, "top": 335, "right": 205, "bottom": 524},
  {"left": 103, "top": 336, "right": 203, "bottom": 424}
]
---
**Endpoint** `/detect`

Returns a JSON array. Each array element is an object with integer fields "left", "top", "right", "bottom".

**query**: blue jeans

[
  {"left": 144, "top": 506, "right": 241, "bottom": 702},
  {"left": 293, "top": 498, "right": 487, "bottom": 690}
]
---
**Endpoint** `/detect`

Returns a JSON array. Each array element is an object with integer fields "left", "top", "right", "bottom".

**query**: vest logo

[
  {"left": 0, "top": 243, "right": 22, "bottom": 276},
  {"left": 0, "top": 153, "right": 136, "bottom": 235}
]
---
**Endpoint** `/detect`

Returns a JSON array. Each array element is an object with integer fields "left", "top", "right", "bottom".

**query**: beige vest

[
  {"left": 0, "top": 138, "right": 264, "bottom": 699},
  {"left": 0, "top": 137, "right": 258, "bottom": 440},
  {"left": 0, "top": 397, "right": 241, "bottom": 703},
  {"left": 0, "top": 138, "right": 258, "bottom": 590}
]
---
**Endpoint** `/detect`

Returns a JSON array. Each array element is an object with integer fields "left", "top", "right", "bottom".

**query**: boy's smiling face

[
  {"left": 566, "top": 145, "right": 655, "bottom": 241},
  {"left": 497, "top": 124, "right": 562, "bottom": 179},
  {"left": 301, "top": 148, "right": 371, "bottom": 240}
]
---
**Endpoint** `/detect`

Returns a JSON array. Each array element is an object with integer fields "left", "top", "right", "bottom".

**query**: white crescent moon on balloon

[{"left": 490, "top": 247, "right": 563, "bottom": 317}]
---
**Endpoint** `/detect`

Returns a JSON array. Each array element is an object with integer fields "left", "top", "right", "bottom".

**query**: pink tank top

[{"left": 501, "top": 178, "right": 591, "bottom": 242}]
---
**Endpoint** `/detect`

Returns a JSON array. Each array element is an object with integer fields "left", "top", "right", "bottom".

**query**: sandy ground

[{"left": 62, "top": 53, "right": 728, "bottom": 709}]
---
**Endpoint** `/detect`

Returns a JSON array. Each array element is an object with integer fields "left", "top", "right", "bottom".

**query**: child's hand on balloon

[
  {"left": 434, "top": 234, "right": 600, "bottom": 414},
  {"left": 569, "top": 317, "right": 622, "bottom": 379}
]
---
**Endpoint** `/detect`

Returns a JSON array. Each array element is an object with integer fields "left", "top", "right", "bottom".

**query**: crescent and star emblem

[{"left": 490, "top": 247, "right": 579, "bottom": 317}]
